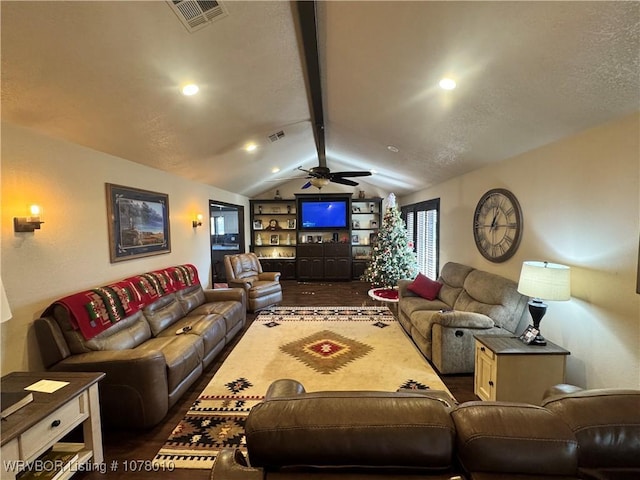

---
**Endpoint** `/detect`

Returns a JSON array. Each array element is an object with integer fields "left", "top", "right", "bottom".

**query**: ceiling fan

[
  {"left": 296, "top": 1, "right": 372, "bottom": 190},
  {"left": 298, "top": 166, "right": 371, "bottom": 189}
]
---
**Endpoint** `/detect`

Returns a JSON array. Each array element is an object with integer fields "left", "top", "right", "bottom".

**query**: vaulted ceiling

[{"left": 2, "top": 1, "right": 639, "bottom": 198}]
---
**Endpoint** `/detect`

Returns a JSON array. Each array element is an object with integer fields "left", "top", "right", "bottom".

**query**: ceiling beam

[{"left": 296, "top": 0, "right": 326, "bottom": 167}]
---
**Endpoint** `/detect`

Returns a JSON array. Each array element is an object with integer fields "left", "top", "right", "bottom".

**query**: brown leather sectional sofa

[
  {"left": 34, "top": 264, "right": 246, "bottom": 428},
  {"left": 211, "top": 379, "right": 640, "bottom": 479}
]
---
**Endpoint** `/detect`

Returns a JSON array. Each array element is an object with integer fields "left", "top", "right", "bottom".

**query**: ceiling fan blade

[
  {"left": 331, "top": 171, "right": 372, "bottom": 178},
  {"left": 301, "top": 181, "right": 313, "bottom": 189},
  {"left": 331, "top": 177, "right": 359, "bottom": 187}
]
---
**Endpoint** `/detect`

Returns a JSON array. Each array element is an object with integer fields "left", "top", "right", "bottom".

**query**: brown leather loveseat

[
  {"left": 35, "top": 264, "right": 246, "bottom": 428},
  {"left": 211, "top": 379, "right": 640, "bottom": 479}
]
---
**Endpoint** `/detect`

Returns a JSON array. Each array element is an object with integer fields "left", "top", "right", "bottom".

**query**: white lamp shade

[
  {"left": 1, "top": 278, "right": 12, "bottom": 322},
  {"left": 517, "top": 261, "right": 571, "bottom": 301}
]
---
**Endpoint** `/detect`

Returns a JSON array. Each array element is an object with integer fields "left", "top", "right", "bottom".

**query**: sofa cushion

[
  {"left": 455, "top": 270, "right": 527, "bottom": 332},
  {"left": 436, "top": 262, "right": 474, "bottom": 307},
  {"left": 543, "top": 389, "right": 640, "bottom": 469},
  {"left": 452, "top": 402, "right": 578, "bottom": 476},
  {"left": 53, "top": 308, "right": 152, "bottom": 354},
  {"left": 246, "top": 392, "right": 455, "bottom": 469},
  {"left": 143, "top": 294, "right": 186, "bottom": 336},
  {"left": 137, "top": 335, "right": 204, "bottom": 393},
  {"left": 190, "top": 300, "right": 244, "bottom": 332},
  {"left": 176, "top": 284, "right": 205, "bottom": 314},
  {"left": 157, "top": 313, "right": 226, "bottom": 357},
  {"left": 407, "top": 273, "right": 442, "bottom": 300}
]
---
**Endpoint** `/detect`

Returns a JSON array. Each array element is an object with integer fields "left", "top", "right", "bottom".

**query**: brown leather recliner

[{"left": 224, "top": 253, "right": 283, "bottom": 312}]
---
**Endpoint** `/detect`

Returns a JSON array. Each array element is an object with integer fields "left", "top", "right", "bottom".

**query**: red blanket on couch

[{"left": 50, "top": 264, "right": 200, "bottom": 340}]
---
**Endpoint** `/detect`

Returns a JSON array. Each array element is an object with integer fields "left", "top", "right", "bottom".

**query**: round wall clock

[{"left": 473, "top": 188, "right": 523, "bottom": 263}]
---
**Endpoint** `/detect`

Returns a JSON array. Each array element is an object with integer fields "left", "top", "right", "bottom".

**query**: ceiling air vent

[
  {"left": 268, "top": 130, "right": 285, "bottom": 143},
  {"left": 168, "top": 0, "right": 228, "bottom": 33}
]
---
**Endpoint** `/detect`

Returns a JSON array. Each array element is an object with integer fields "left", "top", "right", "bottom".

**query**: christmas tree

[{"left": 361, "top": 193, "right": 418, "bottom": 288}]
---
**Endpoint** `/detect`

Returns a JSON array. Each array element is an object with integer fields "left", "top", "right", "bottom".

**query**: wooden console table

[{"left": 1, "top": 371, "right": 104, "bottom": 480}]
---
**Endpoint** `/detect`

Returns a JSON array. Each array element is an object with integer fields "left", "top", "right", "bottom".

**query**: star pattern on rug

[
  {"left": 280, "top": 329, "right": 373, "bottom": 374},
  {"left": 399, "top": 379, "right": 430, "bottom": 390},
  {"left": 225, "top": 377, "right": 253, "bottom": 394},
  {"left": 372, "top": 321, "right": 390, "bottom": 328},
  {"left": 166, "top": 413, "right": 246, "bottom": 448}
]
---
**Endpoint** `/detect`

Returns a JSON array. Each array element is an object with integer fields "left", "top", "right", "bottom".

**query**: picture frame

[
  {"left": 352, "top": 235, "right": 360, "bottom": 244},
  {"left": 287, "top": 219, "right": 296, "bottom": 229},
  {"left": 352, "top": 220, "right": 360, "bottom": 229},
  {"left": 253, "top": 220, "right": 263, "bottom": 230},
  {"left": 519, "top": 325, "right": 540, "bottom": 345},
  {"left": 370, "top": 220, "right": 378, "bottom": 228},
  {"left": 270, "top": 234, "right": 280, "bottom": 245},
  {"left": 307, "top": 235, "right": 314, "bottom": 244},
  {"left": 106, "top": 183, "right": 170, "bottom": 263}
]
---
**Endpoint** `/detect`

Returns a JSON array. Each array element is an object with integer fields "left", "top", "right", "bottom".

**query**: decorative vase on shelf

[
  {"left": 286, "top": 233, "right": 291, "bottom": 245},
  {"left": 274, "top": 190, "right": 282, "bottom": 200},
  {"left": 256, "top": 234, "right": 262, "bottom": 246}
]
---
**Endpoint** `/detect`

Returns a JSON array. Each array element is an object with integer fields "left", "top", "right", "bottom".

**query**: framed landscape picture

[{"left": 106, "top": 183, "right": 171, "bottom": 263}]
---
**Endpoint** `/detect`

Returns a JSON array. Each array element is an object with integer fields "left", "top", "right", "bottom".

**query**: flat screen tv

[{"left": 299, "top": 199, "right": 349, "bottom": 230}]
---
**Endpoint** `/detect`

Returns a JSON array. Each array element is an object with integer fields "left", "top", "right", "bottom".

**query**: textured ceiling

[{"left": 2, "top": 1, "right": 639, "bottom": 198}]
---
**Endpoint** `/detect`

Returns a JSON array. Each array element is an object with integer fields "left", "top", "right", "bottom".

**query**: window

[{"left": 402, "top": 198, "right": 440, "bottom": 280}]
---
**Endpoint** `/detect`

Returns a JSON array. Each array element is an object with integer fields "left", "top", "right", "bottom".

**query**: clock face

[{"left": 473, "top": 188, "right": 523, "bottom": 263}]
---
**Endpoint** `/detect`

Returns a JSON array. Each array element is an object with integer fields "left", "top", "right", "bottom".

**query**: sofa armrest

[
  {"left": 265, "top": 379, "right": 306, "bottom": 399},
  {"left": 258, "top": 271, "right": 280, "bottom": 282},
  {"left": 432, "top": 310, "right": 495, "bottom": 329},
  {"left": 228, "top": 278, "right": 253, "bottom": 289},
  {"left": 203, "top": 287, "right": 246, "bottom": 304},
  {"left": 210, "top": 449, "right": 264, "bottom": 480},
  {"left": 51, "top": 349, "right": 169, "bottom": 428},
  {"left": 544, "top": 384, "right": 585, "bottom": 400}
]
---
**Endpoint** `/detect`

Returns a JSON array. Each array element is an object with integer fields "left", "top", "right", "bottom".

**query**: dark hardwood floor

[{"left": 77, "top": 280, "right": 476, "bottom": 479}]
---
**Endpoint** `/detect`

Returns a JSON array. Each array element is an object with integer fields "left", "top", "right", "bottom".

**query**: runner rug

[{"left": 153, "top": 306, "right": 452, "bottom": 469}]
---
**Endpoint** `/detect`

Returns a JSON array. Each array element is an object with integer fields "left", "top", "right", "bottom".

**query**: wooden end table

[
  {"left": 474, "top": 335, "right": 570, "bottom": 405},
  {"left": 1, "top": 371, "right": 105, "bottom": 480}
]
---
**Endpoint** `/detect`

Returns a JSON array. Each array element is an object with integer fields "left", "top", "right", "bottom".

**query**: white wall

[
  {"left": 1, "top": 123, "right": 249, "bottom": 374},
  {"left": 400, "top": 113, "right": 640, "bottom": 389}
]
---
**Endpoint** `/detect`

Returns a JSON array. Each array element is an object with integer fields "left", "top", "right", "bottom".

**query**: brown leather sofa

[
  {"left": 210, "top": 379, "right": 640, "bottom": 479},
  {"left": 34, "top": 264, "right": 246, "bottom": 428},
  {"left": 224, "top": 253, "right": 283, "bottom": 312}
]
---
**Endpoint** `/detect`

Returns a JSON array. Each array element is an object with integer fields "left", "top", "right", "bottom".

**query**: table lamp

[{"left": 517, "top": 261, "right": 571, "bottom": 346}]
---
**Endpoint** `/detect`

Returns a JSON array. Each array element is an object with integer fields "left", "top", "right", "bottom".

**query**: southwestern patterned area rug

[{"left": 153, "top": 306, "right": 452, "bottom": 469}]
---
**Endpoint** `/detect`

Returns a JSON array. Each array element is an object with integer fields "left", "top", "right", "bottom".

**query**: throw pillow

[{"left": 407, "top": 273, "right": 442, "bottom": 300}]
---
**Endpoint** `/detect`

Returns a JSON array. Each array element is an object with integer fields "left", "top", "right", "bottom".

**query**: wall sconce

[
  {"left": 192, "top": 214, "right": 203, "bottom": 228},
  {"left": 14, "top": 205, "right": 45, "bottom": 232}
]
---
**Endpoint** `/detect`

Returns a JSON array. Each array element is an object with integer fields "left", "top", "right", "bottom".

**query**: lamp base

[{"left": 528, "top": 299, "right": 548, "bottom": 346}]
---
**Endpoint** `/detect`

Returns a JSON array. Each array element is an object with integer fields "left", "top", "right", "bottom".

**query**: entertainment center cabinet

[{"left": 250, "top": 194, "right": 381, "bottom": 281}]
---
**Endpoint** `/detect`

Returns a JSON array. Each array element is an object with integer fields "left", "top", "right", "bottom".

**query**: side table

[
  {"left": 474, "top": 335, "right": 570, "bottom": 404},
  {"left": 1, "top": 371, "right": 105, "bottom": 480}
]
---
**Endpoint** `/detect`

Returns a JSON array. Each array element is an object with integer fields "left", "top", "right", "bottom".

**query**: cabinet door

[
  {"left": 474, "top": 342, "right": 496, "bottom": 401},
  {"left": 297, "top": 257, "right": 324, "bottom": 280},
  {"left": 352, "top": 261, "right": 367, "bottom": 279}
]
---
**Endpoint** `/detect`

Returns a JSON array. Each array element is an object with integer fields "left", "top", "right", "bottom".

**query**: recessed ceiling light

[
  {"left": 439, "top": 78, "right": 456, "bottom": 90},
  {"left": 182, "top": 84, "right": 199, "bottom": 96},
  {"left": 271, "top": 167, "right": 280, "bottom": 174},
  {"left": 245, "top": 143, "right": 257, "bottom": 152},
  {"left": 387, "top": 145, "right": 399, "bottom": 153}
]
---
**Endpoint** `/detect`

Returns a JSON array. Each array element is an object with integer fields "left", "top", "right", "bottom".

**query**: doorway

[{"left": 209, "top": 200, "right": 245, "bottom": 286}]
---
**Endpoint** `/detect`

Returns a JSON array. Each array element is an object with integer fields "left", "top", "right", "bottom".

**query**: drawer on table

[
  {"left": 476, "top": 342, "right": 495, "bottom": 361},
  {"left": 22, "top": 394, "right": 87, "bottom": 460}
]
